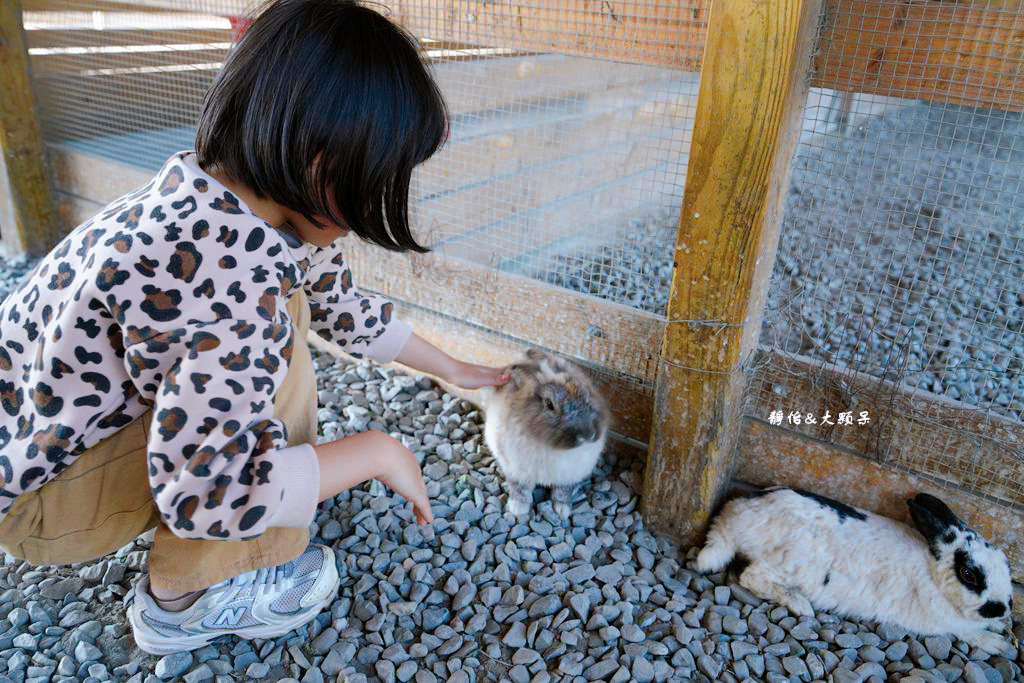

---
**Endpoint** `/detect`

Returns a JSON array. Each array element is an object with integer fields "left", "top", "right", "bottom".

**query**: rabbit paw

[
  {"left": 553, "top": 500, "right": 573, "bottom": 519},
  {"left": 782, "top": 593, "right": 815, "bottom": 618},
  {"left": 965, "top": 630, "right": 1014, "bottom": 657},
  {"left": 505, "top": 497, "right": 531, "bottom": 517}
]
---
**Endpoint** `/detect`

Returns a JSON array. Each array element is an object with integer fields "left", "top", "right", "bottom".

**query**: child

[{"left": 0, "top": 0, "right": 507, "bottom": 655}]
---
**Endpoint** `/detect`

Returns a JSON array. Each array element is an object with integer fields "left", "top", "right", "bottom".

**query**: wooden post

[
  {"left": 642, "top": 0, "right": 824, "bottom": 543},
  {"left": 0, "top": 0, "right": 55, "bottom": 255}
]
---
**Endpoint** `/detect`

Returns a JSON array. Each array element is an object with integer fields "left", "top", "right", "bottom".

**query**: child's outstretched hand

[
  {"left": 315, "top": 431, "right": 433, "bottom": 525},
  {"left": 447, "top": 361, "right": 511, "bottom": 390},
  {"left": 394, "top": 334, "right": 510, "bottom": 390},
  {"left": 377, "top": 446, "right": 434, "bottom": 525}
]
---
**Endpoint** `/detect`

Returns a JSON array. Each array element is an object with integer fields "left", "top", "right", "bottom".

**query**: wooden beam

[
  {"left": 389, "top": 0, "right": 708, "bottom": 71},
  {"left": 641, "top": 0, "right": 824, "bottom": 544},
  {"left": 309, "top": 302, "right": 655, "bottom": 445},
  {"left": 813, "top": 0, "right": 1024, "bottom": 112},
  {"left": 344, "top": 240, "right": 665, "bottom": 383},
  {"left": 26, "top": 1, "right": 1020, "bottom": 111},
  {"left": 736, "top": 417, "right": 1024, "bottom": 586},
  {"left": 748, "top": 350, "right": 1024, "bottom": 508},
  {"left": 0, "top": 0, "right": 55, "bottom": 254}
]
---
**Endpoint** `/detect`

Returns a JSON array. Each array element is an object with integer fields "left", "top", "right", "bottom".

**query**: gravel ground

[
  {"left": 0, "top": 337, "right": 1022, "bottom": 682},
  {"left": 535, "top": 103, "right": 1024, "bottom": 421},
  {"left": 0, "top": 101, "right": 1021, "bottom": 681}
]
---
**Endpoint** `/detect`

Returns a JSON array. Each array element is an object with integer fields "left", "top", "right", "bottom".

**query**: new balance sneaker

[{"left": 126, "top": 544, "right": 340, "bottom": 655}]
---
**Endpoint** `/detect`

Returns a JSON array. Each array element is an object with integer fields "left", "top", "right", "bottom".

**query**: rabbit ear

[
  {"left": 525, "top": 348, "right": 546, "bottom": 362},
  {"left": 908, "top": 493, "right": 963, "bottom": 552}
]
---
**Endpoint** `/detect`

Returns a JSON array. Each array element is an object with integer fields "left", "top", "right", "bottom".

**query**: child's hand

[
  {"left": 377, "top": 446, "right": 435, "bottom": 525},
  {"left": 315, "top": 431, "right": 433, "bottom": 524},
  {"left": 447, "top": 361, "right": 511, "bottom": 390}
]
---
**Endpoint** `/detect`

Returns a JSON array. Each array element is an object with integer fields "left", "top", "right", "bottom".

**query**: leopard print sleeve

[
  {"left": 124, "top": 318, "right": 319, "bottom": 540},
  {"left": 303, "top": 243, "right": 412, "bottom": 362}
]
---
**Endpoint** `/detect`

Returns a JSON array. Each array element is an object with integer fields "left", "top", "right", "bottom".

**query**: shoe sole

[{"left": 129, "top": 568, "right": 341, "bottom": 655}]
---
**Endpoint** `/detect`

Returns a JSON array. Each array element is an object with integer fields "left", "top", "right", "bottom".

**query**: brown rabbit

[{"left": 483, "top": 349, "right": 609, "bottom": 517}]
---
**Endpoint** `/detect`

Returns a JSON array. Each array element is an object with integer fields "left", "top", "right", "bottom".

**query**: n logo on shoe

[{"left": 214, "top": 607, "right": 247, "bottom": 627}]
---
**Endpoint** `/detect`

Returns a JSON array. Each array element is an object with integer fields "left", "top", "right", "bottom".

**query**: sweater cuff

[
  {"left": 364, "top": 317, "right": 413, "bottom": 364},
  {"left": 265, "top": 443, "right": 320, "bottom": 529}
]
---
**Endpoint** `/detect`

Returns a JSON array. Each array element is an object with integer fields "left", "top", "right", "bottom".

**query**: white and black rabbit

[
  {"left": 484, "top": 349, "right": 609, "bottom": 518},
  {"left": 696, "top": 488, "right": 1014, "bottom": 655}
]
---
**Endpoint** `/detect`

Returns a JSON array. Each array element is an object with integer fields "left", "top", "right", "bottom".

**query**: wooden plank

[
  {"left": 37, "top": 70, "right": 212, "bottom": 136},
  {"left": 28, "top": 1, "right": 1021, "bottom": 111},
  {"left": 389, "top": 0, "right": 709, "bottom": 71},
  {"left": 736, "top": 417, "right": 1024, "bottom": 586},
  {"left": 641, "top": 0, "right": 825, "bottom": 545},
  {"left": 749, "top": 349, "right": 1024, "bottom": 507},
  {"left": 0, "top": 0, "right": 56, "bottom": 254},
  {"left": 50, "top": 147, "right": 152, "bottom": 206},
  {"left": 345, "top": 239, "right": 664, "bottom": 384},
  {"left": 813, "top": 0, "right": 1024, "bottom": 112},
  {"left": 311, "top": 301, "right": 654, "bottom": 444},
  {"left": 50, "top": 0, "right": 710, "bottom": 70},
  {"left": 29, "top": 47, "right": 226, "bottom": 76},
  {"left": 25, "top": 28, "right": 230, "bottom": 49}
]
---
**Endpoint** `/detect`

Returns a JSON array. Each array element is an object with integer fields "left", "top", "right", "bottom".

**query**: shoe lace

[{"left": 242, "top": 559, "right": 295, "bottom": 594}]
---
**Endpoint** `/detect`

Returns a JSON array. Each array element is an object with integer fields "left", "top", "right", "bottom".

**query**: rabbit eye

[
  {"left": 958, "top": 566, "right": 979, "bottom": 587},
  {"left": 542, "top": 398, "right": 556, "bottom": 413}
]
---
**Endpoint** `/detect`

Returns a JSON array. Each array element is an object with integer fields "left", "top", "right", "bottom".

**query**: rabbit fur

[
  {"left": 696, "top": 488, "right": 1014, "bottom": 655},
  {"left": 484, "top": 349, "right": 609, "bottom": 518}
]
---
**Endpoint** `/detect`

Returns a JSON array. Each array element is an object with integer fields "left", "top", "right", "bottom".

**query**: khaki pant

[{"left": 0, "top": 292, "right": 317, "bottom": 593}]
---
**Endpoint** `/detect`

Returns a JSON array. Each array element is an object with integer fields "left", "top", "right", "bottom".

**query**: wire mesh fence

[
  {"left": 26, "top": 0, "right": 707, "bottom": 412},
  {"left": 27, "top": 0, "right": 704, "bottom": 318},
  {"left": 23, "top": 0, "right": 1024, "bottom": 509},
  {"left": 751, "top": 0, "right": 1024, "bottom": 509}
]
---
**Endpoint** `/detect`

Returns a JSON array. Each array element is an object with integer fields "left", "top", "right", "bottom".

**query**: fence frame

[
  {"left": 640, "top": 0, "right": 825, "bottom": 543},
  {"left": 0, "top": 0, "right": 54, "bottom": 255},
  {"left": 12, "top": 0, "right": 1024, "bottom": 595}
]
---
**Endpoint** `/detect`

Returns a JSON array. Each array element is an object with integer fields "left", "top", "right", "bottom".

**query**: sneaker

[{"left": 126, "top": 544, "right": 340, "bottom": 655}]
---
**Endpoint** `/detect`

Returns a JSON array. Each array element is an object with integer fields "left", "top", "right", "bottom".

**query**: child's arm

[
  {"left": 393, "top": 332, "right": 509, "bottom": 389},
  {"left": 302, "top": 244, "right": 509, "bottom": 388},
  {"left": 314, "top": 431, "right": 432, "bottom": 524}
]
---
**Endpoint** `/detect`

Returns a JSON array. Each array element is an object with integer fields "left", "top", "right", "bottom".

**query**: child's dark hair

[{"left": 196, "top": 0, "right": 446, "bottom": 252}]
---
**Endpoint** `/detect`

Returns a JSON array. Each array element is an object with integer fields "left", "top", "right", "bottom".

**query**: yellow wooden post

[
  {"left": 0, "top": 0, "right": 55, "bottom": 255},
  {"left": 642, "top": 0, "right": 825, "bottom": 543}
]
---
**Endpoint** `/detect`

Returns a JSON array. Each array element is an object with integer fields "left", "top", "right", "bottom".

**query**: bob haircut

[{"left": 196, "top": 0, "right": 447, "bottom": 252}]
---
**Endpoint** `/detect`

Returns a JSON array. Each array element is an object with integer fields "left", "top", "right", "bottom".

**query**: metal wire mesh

[
  {"left": 22, "top": 1, "right": 1024, "bottom": 505},
  {"left": 752, "top": 0, "right": 1024, "bottom": 508},
  {"left": 415, "top": 54, "right": 695, "bottom": 316},
  {"left": 27, "top": 2, "right": 702, "bottom": 319},
  {"left": 25, "top": 0, "right": 707, "bottom": 420},
  {"left": 25, "top": 2, "right": 238, "bottom": 166}
]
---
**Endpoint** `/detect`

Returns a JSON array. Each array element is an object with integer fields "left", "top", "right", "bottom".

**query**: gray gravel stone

[
  {"left": 924, "top": 636, "right": 952, "bottom": 661},
  {"left": 503, "top": 622, "right": 527, "bottom": 648},
  {"left": 246, "top": 663, "right": 271, "bottom": 680},
  {"left": 585, "top": 659, "right": 619, "bottom": 680},
  {"left": 565, "top": 565, "right": 596, "bottom": 585},
  {"left": 74, "top": 642, "right": 103, "bottom": 664},
  {"left": 529, "top": 594, "right": 562, "bottom": 618},
  {"left": 154, "top": 653, "right": 193, "bottom": 680}
]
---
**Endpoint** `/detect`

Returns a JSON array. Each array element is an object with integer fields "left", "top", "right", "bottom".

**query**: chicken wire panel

[
  {"left": 753, "top": 0, "right": 1024, "bottom": 507},
  {"left": 403, "top": 1, "right": 707, "bottom": 318},
  {"left": 24, "top": 1, "right": 242, "bottom": 172},
  {"left": 413, "top": 53, "right": 696, "bottom": 317},
  {"left": 28, "top": 1, "right": 704, "bottom": 321}
]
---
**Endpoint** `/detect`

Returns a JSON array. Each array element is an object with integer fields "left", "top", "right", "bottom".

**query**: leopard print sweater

[{"left": 0, "top": 152, "right": 412, "bottom": 540}]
